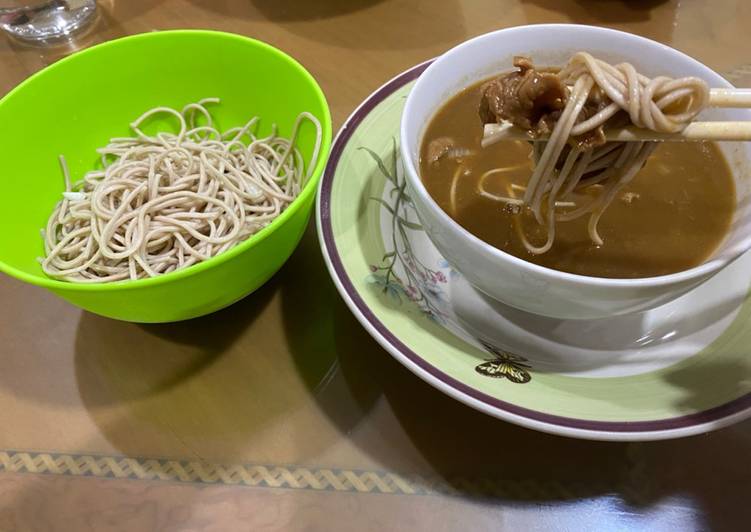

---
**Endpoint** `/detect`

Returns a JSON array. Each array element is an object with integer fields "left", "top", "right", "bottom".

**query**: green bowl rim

[{"left": 0, "top": 29, "right": 333, "bottom": 292}]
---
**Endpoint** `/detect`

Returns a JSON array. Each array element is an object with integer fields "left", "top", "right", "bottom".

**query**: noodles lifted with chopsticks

[
  {"left": 40, "top": 98, "right": 322, "bottom": 283},
  {"left": 481, "top": 52, "right": 710, "bottom": 254}
]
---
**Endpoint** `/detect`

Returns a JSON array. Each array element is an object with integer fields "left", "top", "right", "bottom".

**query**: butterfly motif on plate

[{"left": 475, "top": 340, "right": 533, "bottom": 384}]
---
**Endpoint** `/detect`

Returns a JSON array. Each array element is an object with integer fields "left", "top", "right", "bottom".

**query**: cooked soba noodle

[
  {"left": 482, "top": 52, "right": 710, "bottom": 254},
  {"left": 40, "top": 99, "right": 322, "bottom": 283}
]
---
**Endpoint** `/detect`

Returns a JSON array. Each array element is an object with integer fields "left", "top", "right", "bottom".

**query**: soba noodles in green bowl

[{"left": 0, "top": 30, "right": 332, "bottom": 322}]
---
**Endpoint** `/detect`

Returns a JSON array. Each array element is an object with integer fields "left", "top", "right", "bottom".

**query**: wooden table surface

[{"left": 2, "top": 1, "right": 751, "bottom": 530}]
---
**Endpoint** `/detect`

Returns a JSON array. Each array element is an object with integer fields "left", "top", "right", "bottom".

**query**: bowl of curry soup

[{"left": 400, "top": 25, "right": 751, "bottom": 319}]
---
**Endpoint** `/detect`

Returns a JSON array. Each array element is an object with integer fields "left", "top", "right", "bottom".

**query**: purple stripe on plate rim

[{"left": 318, "top": 60, "right": 751, "bottom": 436}]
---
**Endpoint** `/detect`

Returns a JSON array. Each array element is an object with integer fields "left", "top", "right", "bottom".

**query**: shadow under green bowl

[{"left": 0, "top": 30, "right": 332, "bottom": 322}]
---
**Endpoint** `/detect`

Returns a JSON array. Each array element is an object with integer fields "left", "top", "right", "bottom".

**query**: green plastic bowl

[{"left": 0, "top": 30, "right": 332, "bottom": 322}]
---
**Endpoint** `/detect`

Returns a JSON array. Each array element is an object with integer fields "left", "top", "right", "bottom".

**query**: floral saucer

[{"left": 316, "top": 62, "right": 751, "bottom": 441}]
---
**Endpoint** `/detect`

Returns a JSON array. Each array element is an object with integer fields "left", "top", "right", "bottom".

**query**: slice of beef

[
  {"left": 479, "top": 56, "right": 568, "bottom": 134},
  {"left": 425, "top": 136, "right": 454, "bottom": 164}
]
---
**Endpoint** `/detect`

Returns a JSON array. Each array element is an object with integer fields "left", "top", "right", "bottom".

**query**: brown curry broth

[{"left": 419, "top": 80, "right": 736, "bottom": 278}]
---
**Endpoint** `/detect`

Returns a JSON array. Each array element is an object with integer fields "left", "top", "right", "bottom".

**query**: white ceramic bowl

[{"left": 401, "top": 24, "right": 751, "bottom": 320}]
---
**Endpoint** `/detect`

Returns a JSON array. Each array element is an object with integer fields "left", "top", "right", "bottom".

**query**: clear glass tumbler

[{"left": 0, "top": 0, "right": 97, "bottom": 44}]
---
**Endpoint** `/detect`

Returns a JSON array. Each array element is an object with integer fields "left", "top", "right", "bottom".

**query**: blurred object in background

[{"left": 0, "top": 0, "right": 96, "bottom": 44}]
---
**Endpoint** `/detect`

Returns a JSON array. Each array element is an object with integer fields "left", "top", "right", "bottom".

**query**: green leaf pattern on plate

[
  {"left": 360, "top": 139, "right": 533, "bottom": 382},
  {"left": 360, "top": 141, "right": 448, "bottom": 325}
]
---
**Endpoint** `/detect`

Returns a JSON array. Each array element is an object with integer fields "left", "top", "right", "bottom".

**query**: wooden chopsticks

[
  {"left": 483, "top": 88, "right": 751, "bottom": 144},
  {"left": 709, "top": 88, "right": 751, "bottom": 108}
]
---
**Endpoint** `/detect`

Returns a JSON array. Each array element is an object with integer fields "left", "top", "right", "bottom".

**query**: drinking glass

[{"left": 0, "top": 0, "right": 97, "bottom": 44}]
